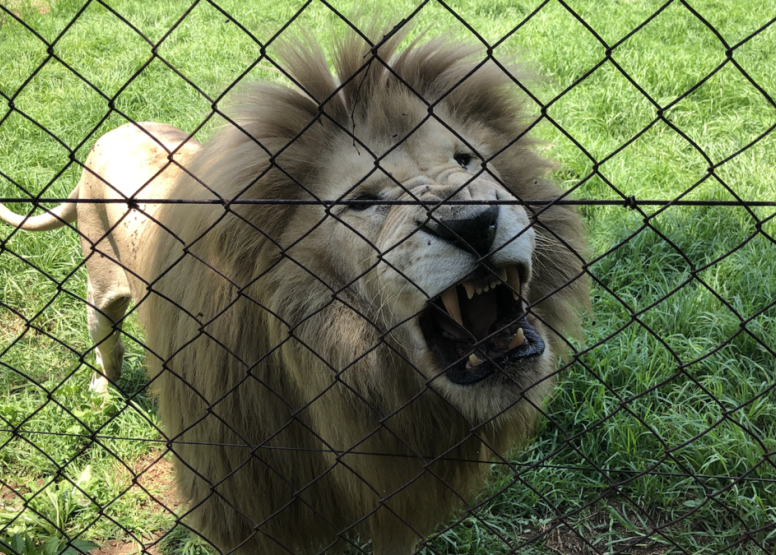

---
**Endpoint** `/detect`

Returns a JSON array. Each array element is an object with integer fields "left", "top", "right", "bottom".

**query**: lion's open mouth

[{"left": 419, "top": 265, "right": 545, "bottom": 385}]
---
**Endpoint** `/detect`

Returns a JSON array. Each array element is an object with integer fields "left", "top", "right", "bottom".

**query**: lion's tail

[{"left": 0, "top": 185, "right": 79, "bottom": 231}]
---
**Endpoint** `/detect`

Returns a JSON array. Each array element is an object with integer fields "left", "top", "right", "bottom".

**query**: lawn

[{"left": 0, "top": 0, "right": 775, "bottom": 554}]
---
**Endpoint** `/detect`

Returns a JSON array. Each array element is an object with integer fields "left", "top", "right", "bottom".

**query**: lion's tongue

[
  {"left": 461, "top": 289, "right": 498, "bottom": 340},
  {"left": 437, "top": 288, "right": 498, "bottom": 341}
]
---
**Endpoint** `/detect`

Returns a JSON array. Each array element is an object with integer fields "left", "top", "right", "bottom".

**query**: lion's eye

[
  {"left": 454, "top": 152, "right": 473, "bottom": 168},
  {"left": 348, "top": 194, "right": 380, "bottom": 211}
]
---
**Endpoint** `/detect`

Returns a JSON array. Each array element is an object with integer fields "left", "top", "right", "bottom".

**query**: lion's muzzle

[{"left": 419, "top": 263, "right": 545, "bottom": 386}]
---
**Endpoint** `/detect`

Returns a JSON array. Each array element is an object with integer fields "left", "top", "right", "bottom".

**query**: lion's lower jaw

[{"left": 418, "top": 345, "right": 555, "bottom": 426}]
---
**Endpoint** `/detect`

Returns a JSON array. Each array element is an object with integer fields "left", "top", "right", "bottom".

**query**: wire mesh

[{"left": 0, "top": 1, "right": 774, "bottom": 555}]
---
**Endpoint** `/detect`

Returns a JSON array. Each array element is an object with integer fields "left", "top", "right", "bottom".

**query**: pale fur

[
  {"left": 0, "top": 25, "right": 589, "bottom": 555},
  {"left": 0, "top": 122, "right": 201, "bottom": 393}
]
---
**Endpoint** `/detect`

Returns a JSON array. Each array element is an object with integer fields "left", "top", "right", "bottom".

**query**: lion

[{"left": 1, "top": 24, "right": 588, "bottom": 555}]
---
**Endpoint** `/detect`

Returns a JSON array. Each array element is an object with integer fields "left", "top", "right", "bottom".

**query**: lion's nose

[{"left": 422, "top": 205, "right": 499, "bottom": 257}]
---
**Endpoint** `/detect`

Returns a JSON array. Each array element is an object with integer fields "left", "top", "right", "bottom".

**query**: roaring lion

[{"left": 1, "top": 25, "right": 588, "bottom": 555}]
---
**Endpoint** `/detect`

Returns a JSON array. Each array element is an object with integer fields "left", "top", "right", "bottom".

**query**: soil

[{"left": 97, "top": 452, "right": 178, "bottom": 555}]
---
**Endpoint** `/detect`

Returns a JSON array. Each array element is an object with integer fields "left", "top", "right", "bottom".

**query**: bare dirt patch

[
  {"left": 0, "top": 310, "right": 27, "bottom": 341},
  {"left": 0, "top": 0, "right": 50, "bottom": 25},
  {"left": 128, "top": 450, "right": 179, "bottom": 515},
  {"left": 0, "top": 482, "right": 25, "bottom": 512},
  {"left": 541, "top": 522, "right": 669, "bottom": 555},
  {"left": 2, "top": 0, "right": 51, "bottom": 13},
  {"left": 96, "top": 539, "right": 143, "bottom": 555},
  {"left": 96, "top": 535, "right": 164, "bottom": 555},
  {"left": 95, "top": 452, "right": 179, "bottom": 554},
  {"left": 519, "top": 503, "right": 674, "bottom": 555}
]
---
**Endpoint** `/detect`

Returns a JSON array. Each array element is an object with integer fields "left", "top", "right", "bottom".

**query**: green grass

[{"left": 1, "top": 0, "right": 775, "bottom": 553}]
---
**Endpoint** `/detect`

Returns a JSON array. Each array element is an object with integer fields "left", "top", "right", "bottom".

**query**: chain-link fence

[{"left": 1, "top": 1, "right": 775, "bottom": 554}]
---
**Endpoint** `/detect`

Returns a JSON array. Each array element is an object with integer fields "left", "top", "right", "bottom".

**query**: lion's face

[{"left": 282, "top": 115, "right": 552, "bottom": 419}]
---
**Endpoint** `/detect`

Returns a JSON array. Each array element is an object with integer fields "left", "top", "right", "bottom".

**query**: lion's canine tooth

[
  {"left": 463, "top": 282, "right": 475, "bottom": 300},
  {"left": 498, "top": 267, "right": 508, "bottom": 283},
  {"left": 508, "top": 328, "right": 525, "bottom": 350},
  {"left": 468, "top": 353, "right": 482, "bottom": 367},
  {"left": 507, "top": 266, "right": 521, "bottom": 300},
  {"left": 441, "top": 287, "right": 463, "bottom": 326}
]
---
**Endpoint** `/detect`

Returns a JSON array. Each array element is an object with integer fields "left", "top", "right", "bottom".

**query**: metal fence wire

[{"left": 0, "top": 1, "right": 775, "bottom": 554}]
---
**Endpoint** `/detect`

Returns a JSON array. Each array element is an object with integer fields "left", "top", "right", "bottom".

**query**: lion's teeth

[
  {"left": 463, "top": 282, "right": 475, "bottom": 300},
  {"left": 508, "top": 328, "right": 525, "bottom": 350},
  {"left": 507, "top": 266, "right": 521, "bottom": 300},
  {"left": 483, "top": 285, "right": 489, "bottom": 293},
  {"left": 441, "top": 287, "right": 463, "bottom": 326},
  {"left": 498, "top": 267, "right": 508, "bottom": 283},
  {"left": 476, "top": 287, "right": 483, "bottom": 295},
  {"left": 468, "top": 353, "right": 482, "bottom": 367}
]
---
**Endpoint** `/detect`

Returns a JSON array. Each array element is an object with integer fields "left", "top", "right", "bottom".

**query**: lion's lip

[{"left": 419, "top": 266, "right": 545, "bottom": 385}]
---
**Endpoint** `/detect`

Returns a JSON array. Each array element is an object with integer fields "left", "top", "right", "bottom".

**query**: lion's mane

[{"left": 140, "top": 24, "right": 587, "bottom": 555}]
